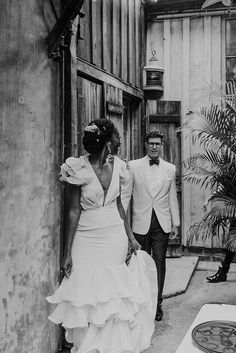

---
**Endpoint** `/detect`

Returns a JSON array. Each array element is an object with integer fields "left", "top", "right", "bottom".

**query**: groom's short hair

[{"left": 145, "top": 130, "right": 164, "bottom": 142}]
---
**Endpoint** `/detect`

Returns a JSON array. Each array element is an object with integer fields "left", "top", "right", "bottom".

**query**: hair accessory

[{"left": 84, "top": 124, "right": 99, "bottom": 133}]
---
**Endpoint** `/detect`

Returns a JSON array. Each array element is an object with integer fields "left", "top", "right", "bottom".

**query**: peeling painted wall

[{"left": 0, "top": 1, "right": 62, "bottom": 352}]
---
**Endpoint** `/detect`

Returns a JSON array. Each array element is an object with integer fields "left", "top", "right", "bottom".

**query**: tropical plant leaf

[
  {"left": 180, "top": 100, "right": 236, "bottom": 248},
  {"left": 202, "top": 0, "right": 222, "bottom": 9}
]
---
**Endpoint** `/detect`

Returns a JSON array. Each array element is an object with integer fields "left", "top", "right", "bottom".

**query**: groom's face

[{"left": 146, "top": 137, "right": 162, "bottom": 160}]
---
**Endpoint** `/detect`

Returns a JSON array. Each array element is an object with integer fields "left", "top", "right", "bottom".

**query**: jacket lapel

[
  {"left": 136, "top": 156, "right": 153, "bottom": 198},
  {"left": 153, "top": 158, "right": 169, "bottom": 199}
]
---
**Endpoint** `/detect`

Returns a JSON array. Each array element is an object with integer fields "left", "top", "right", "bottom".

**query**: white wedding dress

[{"left": 46, "top": 155, "right": 157, "bottom": 353}]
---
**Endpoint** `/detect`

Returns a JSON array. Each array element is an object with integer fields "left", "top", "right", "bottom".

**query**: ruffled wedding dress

[{"left": 46, "top": 155, "right": 157, "bottom": 353}]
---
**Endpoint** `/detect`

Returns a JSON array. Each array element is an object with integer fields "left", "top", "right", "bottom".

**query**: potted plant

[{"left": 180, "top": 102, "right": 236, "bottom": 251}]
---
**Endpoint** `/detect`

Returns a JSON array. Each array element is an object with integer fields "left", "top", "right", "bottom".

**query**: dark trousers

[
  {"left": 222, "top": 219, "right": 236, "bottom": 272},
  {"left": 134, "top": 210, "right": 169, "bottom": 306},
  {"left": 222, "top": 250, "right": 235, "bottom": 273}
]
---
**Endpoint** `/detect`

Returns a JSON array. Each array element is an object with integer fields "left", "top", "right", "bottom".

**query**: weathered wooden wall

[
  {"left": 146, "top": 15, "right": 225, "bottom": 247},
  {"left": 78, "top": 0, "right": 143, "bottom": 88},
  {"left": 70, "top": 0, "right": 145, "bottom": 161},
  {"left": 0, "top": 2, "right": 61, "bottom": 352}
]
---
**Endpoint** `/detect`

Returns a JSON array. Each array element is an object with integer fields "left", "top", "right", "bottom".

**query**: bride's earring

[{"left": 106, "top": 144, "right": 113, "bottom": 163}]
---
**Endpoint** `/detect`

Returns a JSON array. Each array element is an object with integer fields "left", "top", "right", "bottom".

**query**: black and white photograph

[{"left": 1, "top": 1, "right": 236, "bottom": 353}]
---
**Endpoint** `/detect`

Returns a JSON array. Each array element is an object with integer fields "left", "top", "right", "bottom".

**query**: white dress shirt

[{"left": 147, "top": 158, "right": 162, "bottom": 197}]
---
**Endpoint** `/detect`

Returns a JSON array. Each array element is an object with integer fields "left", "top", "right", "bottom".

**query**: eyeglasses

[{"left": 148, "top": 142, "right": 162, "bottom": 147}]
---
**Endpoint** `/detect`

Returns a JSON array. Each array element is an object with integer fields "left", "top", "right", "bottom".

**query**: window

[{"left": 226, "top": 19, "right": 236, "bottom": 82}]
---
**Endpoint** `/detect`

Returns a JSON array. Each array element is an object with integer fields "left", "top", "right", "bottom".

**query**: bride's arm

[
  {"left": 61, "top": 184, "right": 82, "bottom": 277},
  {"left": 117, "top": 195, "right": 140, "bottom": 254}
]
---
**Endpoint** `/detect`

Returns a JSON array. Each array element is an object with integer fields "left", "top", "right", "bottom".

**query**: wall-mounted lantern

[{"left": 143, "top": 50, "right": 164, "bottom": 99}]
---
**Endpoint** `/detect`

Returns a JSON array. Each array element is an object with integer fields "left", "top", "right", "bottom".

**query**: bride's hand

[
  {"left": 61, "top": 253, "right": 73, "bottom": 278},
  {"left": 132, "top": 239, "right": 141, "bottom": 255},
  {"left": 126, "top": 239, "right": 141, "bottom": 265},
  {"left": 129, "top": 238, "right": 141, "bottom": 255}
]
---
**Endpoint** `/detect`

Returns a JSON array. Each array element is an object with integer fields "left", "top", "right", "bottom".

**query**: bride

[{"left": 47, "top": 118, "right": 157, "bottom": 353}]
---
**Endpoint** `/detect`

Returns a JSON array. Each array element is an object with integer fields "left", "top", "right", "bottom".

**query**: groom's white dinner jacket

[{"left": 126, "top": 156, "right": 180, "bottom": 235}]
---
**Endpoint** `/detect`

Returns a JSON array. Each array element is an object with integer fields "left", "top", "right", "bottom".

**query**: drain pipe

[{"left": 151, "top": 8, "right": 236, "bottom": 21}]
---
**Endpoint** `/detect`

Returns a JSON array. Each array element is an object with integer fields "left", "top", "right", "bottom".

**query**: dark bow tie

[{"left": 149, "top": 158, "right": 160, "bottom": 166}]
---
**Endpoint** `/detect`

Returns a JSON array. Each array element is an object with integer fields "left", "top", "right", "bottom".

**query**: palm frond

[
  {"left": 187, "top": 197, "right": 236, "bottom": 246},
  {"left": 180, "top": 105, "right": 236, "bottom": 163},
  {"left": 181, "top": 101, "right": 236, "bottom": 247}
]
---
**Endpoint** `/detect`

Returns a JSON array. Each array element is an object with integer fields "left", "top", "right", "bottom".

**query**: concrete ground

[{"left": 148, "top": 260, "right": 236, "bottom": 353}]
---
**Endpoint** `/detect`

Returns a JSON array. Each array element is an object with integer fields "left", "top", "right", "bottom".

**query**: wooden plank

[
  {"left": 91, "top": 0, "right": 102, "bottom": 67},
  {"left": 204, "top": 16, "right": 212, "bottom": 94},
  {"left": 189, "top": 18, "right": 207, "bottom": 247},
  {"left": 113, "top": 0, "right": 121, "bottom": 76},
  {"left": 76, "top": 58, "right": 144, "bottom": 98},
  {"left": 77, "top": 76, "right": 85, "bottom": 154},
  {"left": 212, "top": 16, "right": 223, "bottom": 247},
  {"left": 128, "top": 0, "right": 134, "bottom": 84},
  {"left": 47, "top": 0, "right": 85, "bottom": 57},
  {"left": 145, "top": 0, "right": 207, "bottom": 17},
  {"left": 182, "top": 17, "right": 190, "bottom": 247},
  {"left": 135, "top": 0, "right": 140, "bottom": 87},
  {"left": 112, "top": 0, "right": 117, "bottom": 74},
  {"left": 77, "top": 1, "right": 88, "bottom": 60},
  {"left": 123, "top": 97, "right": 131, "bottom": 161},
  {"left": 140, "top": 4, "right": 146, "bottom": 90},
  {"left": 221, "top": 17, "right": 226, "bottom": 92},
  {"left": 102, "top": 0, "right": 111, "bottom": 72},
  {"left": 190, "top": 18, "right": 204, "bottom": 108},
  {"left": 131, "top": 0, "right": 136, "bottom": 86},
  {"left": 137, "top": 101, "right": 143, "bottom": 158},
  {"left": 149, "top": 115, "right": 180, "bottom": 123},
  {"left": 106, "top": 85, "right": 124, "bottom": 155},
  {"left": 163, "top": 19, "right": 171, "bottom": 100},
  {"left": 107, "top": 102, "right": 124, "bottom": 115},
  {"left": 85, "top": 0, "right": 92, "bottom": 62},
  {"left": 211, "top": 16, "right": 222, "bottom": 97},
  {"left": 121, "top": 0, "right": 128, "bottom": 81},
  {"left": 91, "top": 0, "right": 97, "bottom": 65},
  {"left": 155, "top": 100, "right": 181, "bottom": 115},
  {"left": 70, "top": 17, "right": 80, "bottom": 157},
  {"left": 170, "top": 19, "right": 183, "bottom": 100}
]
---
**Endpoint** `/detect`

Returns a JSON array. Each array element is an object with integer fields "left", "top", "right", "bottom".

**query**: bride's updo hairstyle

[{"left": 82, "top": 119, "right": 115, "bottom": 154}]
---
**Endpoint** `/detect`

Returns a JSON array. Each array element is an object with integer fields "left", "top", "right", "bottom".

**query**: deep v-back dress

[{"left": 46, "top": 155, "right": 157, "bottom": 353}]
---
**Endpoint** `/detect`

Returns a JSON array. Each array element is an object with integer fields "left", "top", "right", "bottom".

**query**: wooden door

[
  {"left": 105, "top": 84, "right": 141, "bottom": 161},
  {"left": 147, "top": 101, "right": 182, "bottom": 256},
  {"left": 77, "top": 75, "right": 104, "bottom": 154}
]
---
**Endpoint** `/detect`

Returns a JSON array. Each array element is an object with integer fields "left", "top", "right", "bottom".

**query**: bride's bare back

[{"left": 89, "top": 157, "right": 114, "bottom": 191}]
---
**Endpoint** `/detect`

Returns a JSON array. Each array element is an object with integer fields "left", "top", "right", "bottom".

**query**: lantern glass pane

[{"left": 146, "top": 71, "right": 163, "bottom": 86}]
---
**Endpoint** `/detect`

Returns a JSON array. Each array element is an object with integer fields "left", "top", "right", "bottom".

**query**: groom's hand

[{"left": 170, "top": 226, "right": 179, "bottom": 240}]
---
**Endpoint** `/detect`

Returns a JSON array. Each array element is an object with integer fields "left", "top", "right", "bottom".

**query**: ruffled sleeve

[
  {"left": 118, "top": 159, "right": 133, "bottom": 212},
  {"left": 59, "top": 156, "right": 92, "bottom": 186},
  {"left": 118, "top": 159, "right": 131, "bottom": 187}
]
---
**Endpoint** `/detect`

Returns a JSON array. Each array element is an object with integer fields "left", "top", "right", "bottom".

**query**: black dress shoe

[
  {"left": 155, "top": 304, "right": 163, "bottom": 321},
  {"left": 206, "top": 267, "right": 227, "bottom": 283}
]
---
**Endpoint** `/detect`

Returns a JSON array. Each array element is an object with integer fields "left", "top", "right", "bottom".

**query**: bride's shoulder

[
  {"left": 59, "top": 155, "right": 92, "bottom": 185},
  {"left": 64, "top": 155, "right": 88, "bottom": 169}
]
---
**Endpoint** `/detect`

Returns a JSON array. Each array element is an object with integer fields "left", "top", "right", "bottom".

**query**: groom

[{"left": 128, "top": 130, "right": 180, "bottom": 321}]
